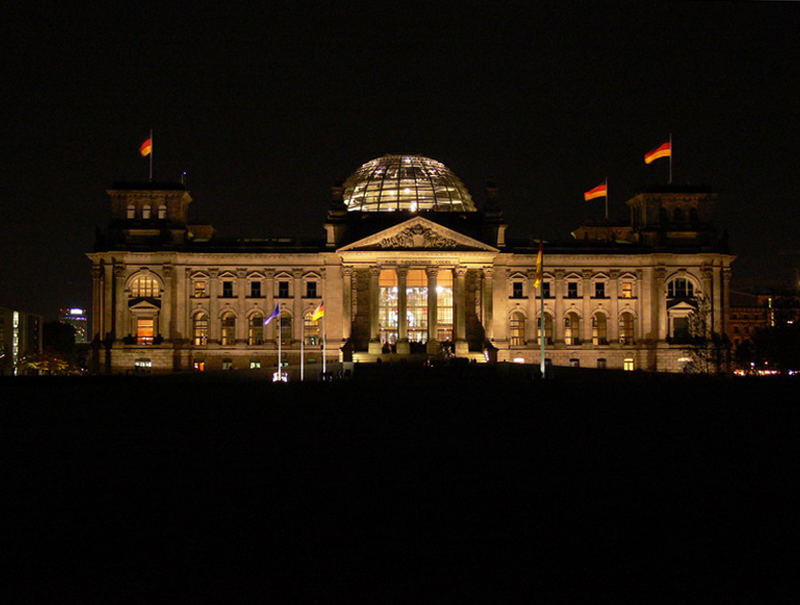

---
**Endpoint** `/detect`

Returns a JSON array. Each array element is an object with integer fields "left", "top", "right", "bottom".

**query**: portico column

[
  {"left": 609, "top": 270, "right": 620, "bottom": 342},
  {"left": 92, "top": 264, "right": 102, "bottom": 340},
  {"left": 455, "top": 266, "right": 468, "bottom": 355},
  {"left": 581, "top": 270, "right": 592, "bottom": 344},
  {"left": 342, "top": 267, "right": 352, "bottom": 341},
  {"left": 426, "top": 267, "right": 439, "bottom": 354},
  {"left": 264, "top": 268, "right": 275, "bottom": 346},
  {"left": 162, "top": 264, "right": 174, "bottom": 342},
  {"left": 396, "top": 266, "right": 410, "bottom": 354},
  {"left": 702, "top": 266, "right": 715, "bottom": 338},
  {"left": 208, "top": 268, "right": 220, "bottom": 343},
  {"left": 236, "top": 268, "right": 248, "bottom": 343},
  {"left": 482, "top": 268, "right": 494, "bottom": 341},
  {"left": 368, "top": 266, "right": 382, "bottom": 354},
  {"left": 653, "top": 268, "right": 667, "bottom": 341},
  {"left": 292, "top": 269, "right": 303, "bottom": 344},
  {"left": 113, "top": 264, "right": 126, "bottom": 340}
]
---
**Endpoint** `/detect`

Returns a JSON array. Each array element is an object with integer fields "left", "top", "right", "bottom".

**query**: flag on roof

[
  {"left": 139, "top": 138, "right": 152, "bottom": 157},
  {"left": 584, "top": 182, "right": 608, "bottom": 201},
  {"left": 644, "top": 141, "right": 671, "bottom": 164}
]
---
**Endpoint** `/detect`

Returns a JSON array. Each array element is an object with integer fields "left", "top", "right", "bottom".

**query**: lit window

[
  {"left": 142, "top": 206, "right": 151, "bottom": 219},
  {"left": 222, "top": 359, "right": 233, "bottom": 371},
  {"left": 304, "top": 312, "right": 320, "bottom": 345},
  {"left": 621, "top": 282, "right": 633, "bottom": 298},
  {"left": 193, "top": 313, "right": 208, "bottom": 346},
  {"left": 221, "top": 313, "right": 236, "bottom": 345},
  {"left": 564, "top": 313, "right": 580, "bottom": 345},
  {"left": 592, "top": 314, "right": 607, "bottom": 345},
  {"left": 193, "top": 361, "right": 205, "bottom": 372},
  {"left": 509, "top": 312, "right": 525, "bottom": 346},
  {"left": 249, "top": 360, "right": 261, "bottom": 369},
  {"left": 130, "top": 275, "right": 160, "bottom": 298},
  {"left": 136, "top": 318, "right": 154, "bottom": 345},
  {"left": 623, "top": 358, "right": 635, "bottom": 371},
  {"left": 619, "top": 313, "right": 635, "bottom": 344},
  {"left": 158, "top": 205, "right": 167, "bottom": 219},
  {"left": 194, "top": 280, "right": 207, "bottom": 297},
  {"left": 249, "top": 315, "right": 264, "bottom": 345},
  {"left": 378, "top": 269, "right": 398, "bottom": 345},
  {"left": 134, "top": 358, "right": 152, "bottom": 372},
  {"left": 127, "top": 204, "right": 135, "bottom": 219}
]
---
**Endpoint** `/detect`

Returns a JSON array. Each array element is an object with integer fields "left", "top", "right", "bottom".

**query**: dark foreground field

[{"left": 2, "top": 366, "right": 798, "bottom": 603}]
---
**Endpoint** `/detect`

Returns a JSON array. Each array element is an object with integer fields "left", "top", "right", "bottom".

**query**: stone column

[
  {"left": 703, "top": 266, "right": 716, "bottom": 338},
  {"left": 342, "top": 267, "right": 352, "bottom": 341},
  {"left": 292, "top": 269, "right": 303, "bottom": 344},
  {"left": 609, "top": 270, "right": 620, "bottom": 342},
  {"left": 721, "top": 267, "right": 732, "bottom": 336},
  {"left": 113, "top": 264, "right": 126, "bottom": 340},
  {"left": 162, "top": 264, "right": 174, "bottom": 341},
  {"left": 236, "top": 268, "right": 248, "bottom": 343},
  {"left": 653, "top": 267, "right": 666, "bottom": 341},
  {"left": 482, "top": 268, "right": 494, "bottom": 341},
  {"left": 426, "top": 267, "right": 439, "bottom": 354},
  {"left": 92, "top": 264, "right": 103, "bottom": 340},
  {"left": 553, "top": 270, "right": 564, "bottom": 343},
  {"left": 368, "top": 266, "right": 382, "bottom": 354},
  {"left": 455, "top": 266, "right": 468, "bottom": 355},
  {"left": 396, "top": 266, "right": 409, "bottom": 354},
  {"left": 581, "top": 270, "right": 592, "bottom": 344},
  {"left": 265, "top": 268, "right": 275, "bottom": 346},
  {"left": 527, "top": 269, "right": 538, "bottom": 344},
  {"left": 208, "top": 268, "right": 219, "bottom": 343}
]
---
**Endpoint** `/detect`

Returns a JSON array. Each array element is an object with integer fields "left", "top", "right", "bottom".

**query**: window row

[
  {"left": 192, "top": 278, "right": 319, "bottom": 299},
  {"left": 191, "top": 311, "right": 322, "bottom": 346},
  {"left": 508, "top": 311, "right": 636, "bottom": 346},
  {"left": 126, "top": 204, "right": 167, "bottom": 220},
  {"left": 510, "top": 280, "right": 636, "bottom": 299}
]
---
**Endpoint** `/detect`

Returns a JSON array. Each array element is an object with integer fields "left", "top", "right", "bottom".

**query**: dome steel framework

[{"left": 342, "top": 155, "right": 476, "bottom": 212}]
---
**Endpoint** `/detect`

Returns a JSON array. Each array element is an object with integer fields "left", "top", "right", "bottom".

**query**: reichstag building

[{"left": 88, "top": 154, "right": 734, "bottom": 373}]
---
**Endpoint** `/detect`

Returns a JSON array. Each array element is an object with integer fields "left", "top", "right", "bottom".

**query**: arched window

[
  {"left": 142, "top": 205, "right": 151, "bottom": 219},
  {"left": 537, "top": 312, "right": 554, "bottom": 345},
  {"left": 193, "top": 312, "right": 208, "bottom": 346},
  {"left": 158, "top": 205, "right": 167, "bottom": 219},
  {"left": 130, "top": 274, "right": 160, "bottom": 298},
  {"left": 127, "top": 204, "right": 135, "bottom": 219},
  {"left": 221, "top": 312, "right": 236, "bottom": 346},
  {"left": 619, "top": 312, "right": 635, "bottom": 345},
  {"left": 249, "top": 314, "right": 264, "bottom": 345},
  {"left": 592, "top": 313, "right": 608, "bottom": 345},
  {"left": 667, "top": 278, "right": 695, "bottom": 299},
  {"left": 509, "top": 311, "right": 525, "bottom": 346},
  {"left": 304, "top": 312, "right": 320, "bottom": 346},
  {"left": 673, "top": 208, "right": 683, "bottom": 223},
  {"left": 564, "top": 312, "right": 581, "bottom": 345},
  {"left": 279, "top": 313, "right": 292, "bottom": 346}
]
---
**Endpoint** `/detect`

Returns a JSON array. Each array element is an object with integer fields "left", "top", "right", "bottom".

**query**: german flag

[
  {"left": 584, "top": 182, "right": 608, "bottom": 201},
  {"left": 533, "top": 242, "right": 543, "bottom": 288},
  {"left": 139, "top": 138, "right": 152, "bottom": 157},
  {"left": 311, "top": 302, "right": 325, "bottom": 322},
  {"left": 644, "top": 141, "right": 671, "bottom": 164}
]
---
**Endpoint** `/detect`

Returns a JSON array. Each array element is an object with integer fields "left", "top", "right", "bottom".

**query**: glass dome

[{"left": 342, "top": 154, "right": 476, "bottom": 212}]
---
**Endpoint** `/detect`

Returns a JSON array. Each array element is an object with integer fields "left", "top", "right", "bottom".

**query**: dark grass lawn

[{"left": 2, "top": 367, "right": 798, "bottom": 602}]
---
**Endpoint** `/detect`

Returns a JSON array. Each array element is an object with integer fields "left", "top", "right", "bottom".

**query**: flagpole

[
  {"left": 278, "top": 310, "right": 282, "bottom": 381},
  {"left": 301, "top": 313, "right": 305, "bottom": 382},
  {"left": 322, "top": 314, "right": 327, "bottom": 377},
  {"left": 149, "top": 129, "right": 153, "bottom": 182},
  {"left": 604, "top": 177, "right": 609, "bottom": 221},
  {"left": 539, "top": 240, "right": 546, "bottom": 379}
]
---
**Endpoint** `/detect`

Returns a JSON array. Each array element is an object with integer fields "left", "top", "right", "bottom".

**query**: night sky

[{"left": 3, "top": 2, "right": 799, "bottom": 319}]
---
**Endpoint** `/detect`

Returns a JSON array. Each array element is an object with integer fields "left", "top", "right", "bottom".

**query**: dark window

[
  {"left": 250, "top": 281, "right": 261, "bottom": 298},
  {"left": 673, "top": 317, "right": 690, "bottom": 341},
  {"left": 512, "top": 281, "right": 524, "bottom": 298},
  {"left": 567, "top": 282, "right": 578, "bottom": 298},
  {"left": 668, "top": 278, "right": 694, "bottom": 299},
  {"left": 569, "top": 358, "right": 580, "bottom": 368},
  {"left": 278, "top": 281, "right": 290, "bottom": 298},
  {"left": 306, "top": 281, "right": 317, "bottom": 298},
  {"left": 597, "top": 358, "right": 607, "bottom": 369},
  {"left": 222, "top": 281, "right": 233, "bottom": 297},
  {"left": 542, "top": 282, "right": 551, "bottom": 298},
  {"left": 594, "top": 282, "right": 605, "bottom": 298}
]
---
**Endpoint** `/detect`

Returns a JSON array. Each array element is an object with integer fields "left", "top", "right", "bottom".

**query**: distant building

[
  {"left": 0, "top": 306, "right": 43, "bottom": 375},
  {"left": 88, "top": 154, "right": 734, "bottom": 374},
  {"left": 59, "top": 307, "right": 89, "bottom": 344}
]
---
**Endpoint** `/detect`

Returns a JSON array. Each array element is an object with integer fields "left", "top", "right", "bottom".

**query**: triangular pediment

[{"left": 337, "top": 216, "right": 498, "bottom": 253}]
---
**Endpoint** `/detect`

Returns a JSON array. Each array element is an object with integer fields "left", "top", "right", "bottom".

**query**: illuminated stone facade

[{"left": 88, "top": 155, "right": 734, "bottom": 374}]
